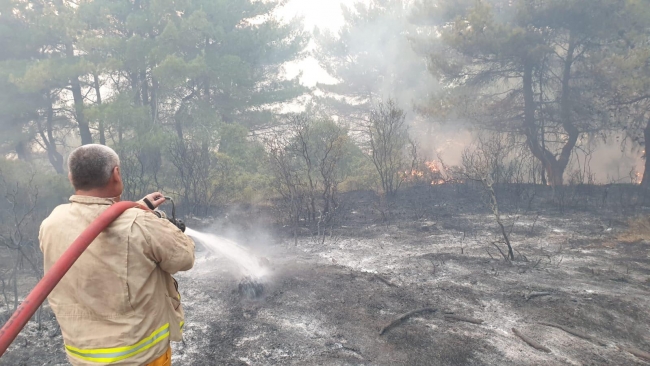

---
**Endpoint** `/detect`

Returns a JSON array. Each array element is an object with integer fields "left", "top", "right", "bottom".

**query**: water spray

[
  {"left": 184, "top": 228, "right": 268, "bottom": 299},
  {"left": 159, "top": 196, "right": 267, "bottom": 298}
]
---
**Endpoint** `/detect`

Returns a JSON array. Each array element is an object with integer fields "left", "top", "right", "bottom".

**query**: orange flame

[
  {"left": 403, "top": 160, "right": 457, "bottom": 185},
  {"left": 425, "top": 161, "right": 440, "bottom": 174}
]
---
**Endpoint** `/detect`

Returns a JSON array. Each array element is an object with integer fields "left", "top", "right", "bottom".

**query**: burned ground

[{"left": 2, "top": 184, "right": 650, "bottom": 365}]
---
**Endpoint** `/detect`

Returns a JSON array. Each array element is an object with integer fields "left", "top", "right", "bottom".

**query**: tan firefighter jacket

[{"left": 39, "top": 195, "right": 195, "bottom": 365}]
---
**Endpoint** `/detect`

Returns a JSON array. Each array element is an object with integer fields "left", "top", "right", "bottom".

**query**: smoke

[
  {"left": 412, "top": 124, "right": 643, "bottom": 184},
  {"left": 182, "top": 204, "right": 279, "bottom": 282},
  {"left": 335, "top": 0, "right": 441, "bottom": 112}
]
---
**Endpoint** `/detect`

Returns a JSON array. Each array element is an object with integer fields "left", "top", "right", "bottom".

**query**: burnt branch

[
  {"left": 379, "top": 308, "right": 437, "bottom": 336},
  {"left": 618, "top": 346, "right": 650, "bottom": 362},
  {"left": 512, "top": 328, "right": 552, "bottom": 353},
  {"left": 538, "top": 322, "right": 606, "bottom": 346}
]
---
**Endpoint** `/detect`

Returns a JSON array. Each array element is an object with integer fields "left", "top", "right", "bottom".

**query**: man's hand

[{"left": 142, "top": 192, "right": 166, "bottom": 209}]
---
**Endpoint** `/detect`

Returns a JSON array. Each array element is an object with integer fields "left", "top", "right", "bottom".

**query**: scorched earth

[{"left": 2, "top": 184, "right": 650, "bottom": 366}]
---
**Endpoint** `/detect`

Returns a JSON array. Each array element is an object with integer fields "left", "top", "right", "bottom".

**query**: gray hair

[{"left": 68, "top": 144, "right": 121, "bottom": 190}]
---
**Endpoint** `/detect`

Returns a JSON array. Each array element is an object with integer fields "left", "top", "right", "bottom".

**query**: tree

[
  {"left": 73, "top": 0, "right": 310, "bottom": 208},
  {"left": 415, "top": 0, "right": 629, "bottom": 186},
  {"left": 8, "top": 0, "right": 95, "bottom": 146},
  {"left": 266, "top": 128, "right": 304, "bottom": 245},
  {"left": 367, "top": 100, "right": 413, "bottom": 196},
  {"left": 266, "top": 111, "right": 353, "bottom": 241},
  {"left": 1, "top": 0, "right": 309, "bottom": 187},
  {"left": 0, "top": 165, "right": 44, "bottom": 312},
  {"left": 461, "top": 137, "right": 515, "bottom": 261},
  {"left": 0, "top": 0, "right": 72, "bottom": 171},
  {"left": 77, "top": 0, "right": 308, "bottom": 134},
  {"left": 312, "top": 120, "right": 350, "bottom": 216}
]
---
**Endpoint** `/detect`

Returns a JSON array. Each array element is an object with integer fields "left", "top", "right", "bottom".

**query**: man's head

[{"left": 68, "top": 144, "right": 123, "bottom": 198}]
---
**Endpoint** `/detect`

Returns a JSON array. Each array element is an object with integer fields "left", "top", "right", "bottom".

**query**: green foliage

[
  {"left": 339, "top": 143, "right": 379, "bottom": 192},
  {"left": 266, "top": 112, "right": 361, "bottom": 226},
  {"left": 0, "top": 0, "right": 312, "bottom": 213},
  {"left": 218, "top": 124, "right": 263, "bottom": 172}
]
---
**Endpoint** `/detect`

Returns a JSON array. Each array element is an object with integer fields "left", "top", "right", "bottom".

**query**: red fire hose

[{"left": 0, "top": 201, "right": 141, "bottom": 357}]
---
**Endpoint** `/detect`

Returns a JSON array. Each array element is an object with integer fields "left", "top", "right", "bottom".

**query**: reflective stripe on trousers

[{"left": 65, "top": 323, "right": 171, "bottom": 363}]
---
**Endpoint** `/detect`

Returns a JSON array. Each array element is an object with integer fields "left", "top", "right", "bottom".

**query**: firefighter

[{"left": 39, "top": 144, "right": 195, "bottom": 366}]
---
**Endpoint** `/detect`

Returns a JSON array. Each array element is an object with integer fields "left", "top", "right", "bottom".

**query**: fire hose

[{"left": 0, "top": 198, "right": 185, "bottom": 357}]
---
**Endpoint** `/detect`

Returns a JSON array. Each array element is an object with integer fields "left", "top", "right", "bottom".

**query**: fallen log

[
  {"left": 444, "top": 315, "right": 484, "bottom": 325},
  {"left": 619, "top": 346, "right": 650, "bottom": 362},
  {"left": 379, "top": 308, "right": 437, "bottom": 336},
  {"left": 512, "top": 328, "right": 551, "bottom": 353},
  {"left": 538, "top": 322, "right": 606, "bottom": 346}
]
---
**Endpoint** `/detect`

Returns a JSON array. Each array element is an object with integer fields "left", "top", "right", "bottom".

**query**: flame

[
  {"left": 426, "top": 160, "right": 448, "bottom": 185},
  {"left": 425, "top": 161, "right": 440, "bottom": 174},
  {"left": 403, "top": 160, "right": 458, "bottom": 185},
  {"left": 411, "top": 169, "right": 424, "bottom": 178}
]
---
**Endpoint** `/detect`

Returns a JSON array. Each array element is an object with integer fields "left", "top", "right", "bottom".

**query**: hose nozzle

[{"left": 163, "top": 196, "right": 185, "bottom": 232}]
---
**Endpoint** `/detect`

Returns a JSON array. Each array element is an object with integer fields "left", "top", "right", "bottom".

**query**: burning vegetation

[{"left": 404, "top": 160, "right": 459, "bottom": 186}]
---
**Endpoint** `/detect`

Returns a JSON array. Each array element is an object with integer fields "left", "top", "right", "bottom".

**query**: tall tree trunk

[
  {"left": 641, "top": 118, "right": 650, "bottom": 187},
  {"left": 538, "top": 63, "right": 548, "bottom": 187},
  {"left": 150, "top": 76, "right": 158, "bottom": 124},
  {"left": 204, "top": 37, "right": 211, "bottom": 101},
  {"left": 71, "top": 78, "right": 93, "bottom": 145},
  {"left": 131, "top": 71, "right": 141, "bottom": 106},
  {"left": 522, "top": 35, "right": 579, "bottom": 189},
  {"left": 66, "top": 42, "right": 93, "bottom": 145},
  {"left": 553, "top": 34, "right": 580, "bottom": 186},
  {"left": 174, "top": 91, "right": 197, "bottom": 141},
  {"left": 523, "top": 61, "right": 556, "bottom": 185},
  {"left": 15, "top": 141, "right": 31, "bottom": 161},
  {"left": 38, "top": 94, "right": 65, "bottom": 174},
  {"left": 141, "top": 69, "right": 149, "bottom": 106},
  {"left": 118, "top": 123, "right": 123, "bottom": 144},
  {"left": 93, "top": 73, "right": 106, "bottom": 145},
  {"left": 174, "top": 108, "right": 185, "bottom": 141}
]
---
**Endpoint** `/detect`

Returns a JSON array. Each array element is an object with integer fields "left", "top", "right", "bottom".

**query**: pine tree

[{"left": 416, "top": 0, "right": 632, "bottom": 186}]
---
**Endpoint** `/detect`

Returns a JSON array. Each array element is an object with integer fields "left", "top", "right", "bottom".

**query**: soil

[{"left": 2, "top": 184, "right": 650, "bottom": 365}]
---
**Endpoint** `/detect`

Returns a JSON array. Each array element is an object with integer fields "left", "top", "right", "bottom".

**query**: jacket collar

[{"left": 69, "top": 195, "right": 118, "bottom": 205}]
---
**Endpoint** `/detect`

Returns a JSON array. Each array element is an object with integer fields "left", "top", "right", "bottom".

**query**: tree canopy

[{"left": 2, "top": 0, "right": 650, "bottom": 210}]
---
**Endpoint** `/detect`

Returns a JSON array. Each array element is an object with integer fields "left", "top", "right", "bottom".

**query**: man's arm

[{"left": 134, "top": 212, "right": 195, "bottom": 273}]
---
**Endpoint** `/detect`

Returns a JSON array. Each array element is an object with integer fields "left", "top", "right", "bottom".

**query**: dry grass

[{"left": 619, "top": 216, "right": 650, "bottom": 243}]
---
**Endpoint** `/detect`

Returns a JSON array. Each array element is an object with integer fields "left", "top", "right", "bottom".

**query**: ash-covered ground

[{"left": 2, "top": 184, "right": 650, "bottom": 365}]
